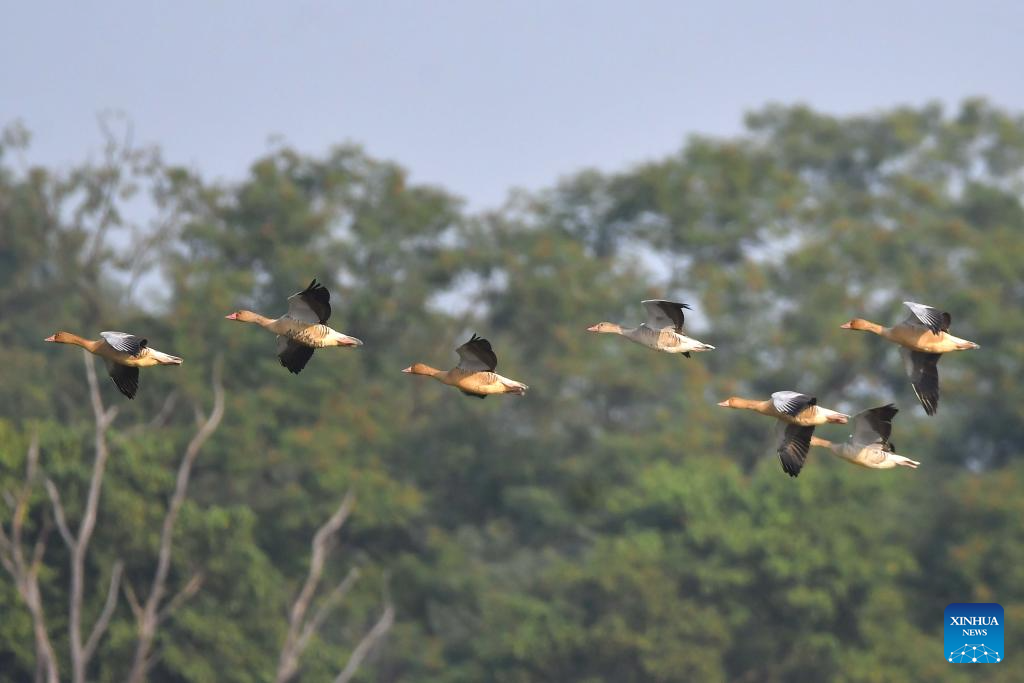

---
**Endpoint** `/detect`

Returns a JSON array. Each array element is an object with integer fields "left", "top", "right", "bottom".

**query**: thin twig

[
  {"left": 82, "top": 561, "right": 124, "bottom": 663},
  {"left": 156, "top": 571, "right": 205, "bottom": 624},
  {"left": 44, "top": 480, "right": 75, "bottom": 550},
  {"left": 296, "top": 568, "right": 361, "bottom": 656},
  {"left": 334, "top": 593, "right": 395, "bottom": 683}
]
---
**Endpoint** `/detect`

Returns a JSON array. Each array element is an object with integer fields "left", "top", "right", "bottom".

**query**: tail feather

[
  {"left": 501, "top": 379, "right": 528, "bottom": 396},
  {"left": 894, "top": 455, "right": 921, "bottom": 469},
  {"left": 150, "top": 349, "right": 183, "bottom": 365}
]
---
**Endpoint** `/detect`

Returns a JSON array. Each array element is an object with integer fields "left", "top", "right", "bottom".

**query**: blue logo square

[{"left": 945, "top": 603, "right": 1003, "bottom": 663}]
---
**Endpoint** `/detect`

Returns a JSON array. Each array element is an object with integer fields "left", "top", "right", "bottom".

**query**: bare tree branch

[
  {"left": 296, "top": 568, "right": 361, "bottom": 655},
  {"left": 275, "top": 491, "right": 357, "bottom": 683},
  {"left": 123, "top": 579, "right": 144, "bottom": 623},
  {"left": 82, "top": 560, "right": 124, "bottom": 663},
  {"left": 83, "top": 112, "right": 133, "bottom": 270},
  {"left": 0, "top": 433, "right": 60, "bottom": 683},
  {"left": 334, "top": 595, "right": 395, "bottom": 683},
  {"left": 63, "top": 350, "right": 119, "bottom": 683},
  {"left": 126, "top": 355, "right": 225, "bottom": 683},
  {"left": 43, "top": 479, "right": 74, "bottom": 550},
  {"left": 156, "top": 570, "right": 205, "bottom": 625}
]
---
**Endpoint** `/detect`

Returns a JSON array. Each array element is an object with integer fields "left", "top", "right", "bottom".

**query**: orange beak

[{"left": 225, "top": 313, "right": 239, "bottom": 320}]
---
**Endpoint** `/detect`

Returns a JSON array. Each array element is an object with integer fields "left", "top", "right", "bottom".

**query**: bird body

[
  {"left": 588, "top": 300, "right": 714, "bottom": 356},
  {"left": 841, "top": 301, "right": 980, "bottom": 415},
  {"left": 403, "top": 334, "right": 528, "bottom": 398},
  {"left": 226, "top": 279, "right": 362, "bottom": 374},
  {"left": 840, "top": 318, "right": 977, "bottom": 354},
  {"left": 810, "top": 404, "right": 920, "bottom": 470},
  {"left": 44, "top": 330, "right": 182, "bottom": 399},
  {"left": 811, "top": 438, "right": 920, "bottom": 469},
  {"left": 717, "top": 391, "right": 849, "bottom": 477},
  {"left": 403, "top": 364, "right": 528, "bottom": 396}
]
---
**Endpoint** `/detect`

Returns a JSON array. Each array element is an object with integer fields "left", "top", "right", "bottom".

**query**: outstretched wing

[
  {"left": 901, "top": 349, "right": 941, "bottom": 416},
  {"left": 850, "top": 404, "right": 898, "bottom": 448},
  {"left": 286, "top": 279, "right": 332, "bottom": 324},
  {"left": 902, "top": 301, "right": 951, "bottom": 335},
  {"left": 771, "top": 391, "right": 817, "bottom": 417},
  {"left": 455, "top": 334, "right": 498, "bottom": 372},
  {"left": 641, "top": 300, "right": 691, "bottom": 333},
  {"left": 777, "top": 423, "right": 814, "bottom": 477},
  {"left": 277, "top": 336, "right": 315, "bottom": 374},
  {"left": 104, "top": 359, "right": 139, "bottom": 399},
  {"left": 100, "top": 331, "right": 148, "bottom": 356}
]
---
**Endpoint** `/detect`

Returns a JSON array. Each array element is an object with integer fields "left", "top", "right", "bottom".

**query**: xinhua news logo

[{"left": 945, "top": 603, "right": 1003, "bottom": 663}]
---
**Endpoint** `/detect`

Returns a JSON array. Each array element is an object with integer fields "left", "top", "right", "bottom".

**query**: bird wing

[
  {"left": 286, "top": 279, "right": 332, "bottom": 324},
  {"left": 100, "top": 331, "right": 148, "bottom": 356},
  {"left": 850, "top": 403, "right": 898, "bottom": 447},
  {"left": 641, "top": 300, "right": 691, "bottom": 333},
  {"left": 902, "top": 301, "right": 951, "bottom": 334},
  {"left": 277, "top": 336, "right": 315, "bottom": 374},
  {"left": 104, "top": 359, "right": 139, "bottom": 399},
  {"left": 455, "top": 334, "right": 498, "bottom": 372},
  {"left": 901, "top": 348, "right": 941, "bottom": 416},
  {"left": 771, "top": 391, "right": 817, "bottom": 417},
  {"left": 777, "top": 423, "right": 815, "bottom": 477}
]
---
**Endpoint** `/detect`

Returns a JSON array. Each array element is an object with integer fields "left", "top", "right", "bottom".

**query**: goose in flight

[
  {"left": 587, "top": 300, "right": 715, "bottom": 356},
  {"left": 402, "top": 334, "right": 528, "bottom": 398},
  {"left": 717, "top": 391, "right": 849, "bottom": 477},
  {"left": 810, "top": 404, "right": 920, "bottom": 470},
  {"left": 225, "top": 279, "right": 362, "bottom": 374},
  {"left": 44, "top": 330, "right": 182, "bottom": 399},
  {"left": 840, "top": 301, "right": 979, "bottom": 415}
]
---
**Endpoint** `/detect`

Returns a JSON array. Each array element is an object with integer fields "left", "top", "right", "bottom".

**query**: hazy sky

[{"left": 3, "top": 1, "right": 1023, "bottom": 209}]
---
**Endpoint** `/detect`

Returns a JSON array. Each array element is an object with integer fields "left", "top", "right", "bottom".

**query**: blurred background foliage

[{"left": 1, "top": 99, "right": 1022, "bottom": 681}]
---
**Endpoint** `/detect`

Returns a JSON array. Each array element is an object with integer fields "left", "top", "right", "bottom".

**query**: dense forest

[{"left": 1, "top": 100, "right": 1022, "bottom": 682}]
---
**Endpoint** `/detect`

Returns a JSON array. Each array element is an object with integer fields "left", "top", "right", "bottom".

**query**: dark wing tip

[
  {"left": 298, "top": 278, "right": 332, "bottom": 323},
  {"left": 108, "top": 365, "right": 139, "bottom": 399},
  {"left": 464, "top": 334, "right": 498, "bottom": 370},
  {"left": 909, "top": 352, "right": 941, "bottom": 416},
  {"left": 869, "top": 403, "right": 899, "bottom": 421},
  {"left": 778, "top": 425, "right": 813, "bottom": 477},
  {"left": 279, "top": 342, "right": 315, "bottom": 374}
]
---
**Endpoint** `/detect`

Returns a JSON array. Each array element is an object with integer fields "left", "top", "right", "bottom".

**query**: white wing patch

[
  {"left": 100, "top": 331, "right": 147, "bottom": 356},
  {"left": 771, "top": 391, "right": 816, "bottom": 416}
]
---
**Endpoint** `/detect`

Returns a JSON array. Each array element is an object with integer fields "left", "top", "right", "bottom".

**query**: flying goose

[
  {"left": 840, "top": 301, "right": 980, "bottom": 415},
  {"left": 402, "top": 334, "right": 528, "bottom": 398},
  {"left": 225, "top": 279, "right": 362, "bottom": 374},
  {"left": 44, "top": 330, "right": 182, "bottom": 399},
  {"left": 587, "top": 300, "right": 715, "bottom": 356},
  {"left": 717, "top": 391, "right": 849, "bottom": 477},
  {"left": 810, "top": 403, "right": 920, "bottom": 469}
]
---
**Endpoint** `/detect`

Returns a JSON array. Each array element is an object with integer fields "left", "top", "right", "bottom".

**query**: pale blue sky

[{"left": 2, "top": 1, "right": 1023, "bottom": 209}]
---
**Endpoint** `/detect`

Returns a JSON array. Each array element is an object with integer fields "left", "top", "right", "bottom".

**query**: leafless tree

[
  {"left": 1, "top": 348, "right": 226, "bottom": 683},
  {"left": 44, "top": 351, "right": 125, "bottom": 683},
  {"left": 0, "top": 433, "right": 60, "bottom": 683},
  {"left": 275, "top": 492, "right": 395, "bottom": 683},
  {"left": 124, "top": 355, "right": 225, "bottom": 683}
]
